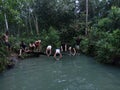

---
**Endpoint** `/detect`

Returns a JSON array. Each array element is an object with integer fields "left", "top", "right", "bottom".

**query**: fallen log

[{"left": 26, "top": 51, "right": 46, "bottom": 57}]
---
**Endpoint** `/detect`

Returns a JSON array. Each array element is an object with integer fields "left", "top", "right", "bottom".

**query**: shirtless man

[
  {"left": 35, "top": 40, "right": 41, "bottom": 51},
  {"left": 19, "top": 41, "right": 27, "bottom": 56},
  {"left": 3, "top": 31, "right": 11, "bottom": 51},
  {"left": 29, "top": 42, "right": 36, "bottom": 52}
]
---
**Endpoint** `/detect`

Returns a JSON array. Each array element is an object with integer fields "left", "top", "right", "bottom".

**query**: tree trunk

[
  {"left": 25, "top": 17, "right": 29, "bottom": 36},
  {"left": 32, "top": 14, "right": 39, "bottom": 35},
  {"left": 4, "top": 13, "right": 9, "bottom": 31},
  {"left": 29, "top": 10, "right": 33, "bottom": 35},
  {"left": 35, "top": 16, "right": 39, "bottom": 35},
  {"left": 17, "top": 25, "right": 20, "bottom": 37},
  {"left": 85, "top": 0, "right": 88, "bottom": 35}
]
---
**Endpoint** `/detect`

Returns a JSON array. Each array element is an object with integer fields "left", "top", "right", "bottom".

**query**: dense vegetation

[
  {"left": 80, "top": 6, "right": 120, "bottom": 64},
  {"left": 0, "top": 0, "right": 120, "bottom": 71}
]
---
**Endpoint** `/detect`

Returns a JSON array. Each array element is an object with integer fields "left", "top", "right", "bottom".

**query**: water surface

[{"left": 0, "top": 55, "right": 120, "bottom": 90}]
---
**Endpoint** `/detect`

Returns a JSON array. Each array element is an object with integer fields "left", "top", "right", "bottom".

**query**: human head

[{"left": 38, "top": 40, "right": 41, "bottom": 43}]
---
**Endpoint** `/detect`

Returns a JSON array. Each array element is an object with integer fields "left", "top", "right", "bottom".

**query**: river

[{"left": 0, "top": 55, "right": 120, "bottom": 90}]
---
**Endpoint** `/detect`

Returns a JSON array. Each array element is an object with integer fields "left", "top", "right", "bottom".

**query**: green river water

[{"left": 0, "top": 55, "right": 120, "bottom": 90}]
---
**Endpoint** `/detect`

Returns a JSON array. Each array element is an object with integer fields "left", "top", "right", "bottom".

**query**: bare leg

[
  {"left": 38, "top": 46, "right": 40, "bottom": 51},
  {"left": 54, "top": 53, "right": 57, "bottom": 60},
  {"left": 46, "top": 49, "right": 51, "bottom": 57},
  {"left": 54, "top": 53, "right": 62, "bottom": 60},
  {"left": 46, "top": 49, "right": 48, "bottom": 56},
  {"left": 19, "top": 49, "right": 22, "bottom": 56},
  {"left": 60, "top": 53, "right": 62, "bottom": 58}
]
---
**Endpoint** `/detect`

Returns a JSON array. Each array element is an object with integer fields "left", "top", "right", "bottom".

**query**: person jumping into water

[
  {"left": 68, "top": 46, "right": 76, "bottom": 56},
  {"left": 54, "top": 48, "right": 62, "bottom": 60},
  {"left": 46, "top": 45, "right": 52, "bottom": 57}
]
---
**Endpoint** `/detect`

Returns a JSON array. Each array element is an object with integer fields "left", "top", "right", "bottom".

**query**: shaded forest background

[{"left": 0, "top": 0, "right": 120, "bottom": 71}]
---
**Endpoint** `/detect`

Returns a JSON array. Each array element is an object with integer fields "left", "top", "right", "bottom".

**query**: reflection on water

[{"left": 0, "top": 55, "right": 120, "bottom": 90}]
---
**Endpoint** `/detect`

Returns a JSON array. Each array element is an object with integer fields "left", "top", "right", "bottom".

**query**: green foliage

[
  {"left": 40, "top": 27, "right": 60, "bottom": 51},
  {"left": 90, "top": 28, "right": 120, "bottom": 64},
  {"left": 80, "top": 37, "right": 96, "bottom": 56},
  {"left": 96, "top": 38, "right": 115, "bottom": 63},
  {"left": 81, "top": 6, "right": 120, "bottom": 64},
  {"left": 80, "top": 27, "right": 120, "bottom": 64},
  {"left": 0, "top": 46, "right": 9, "bottom": 72},
  {"left": 80, "top": 38, "right": 89, "bottom": 54},
  {"left": 0, "top": 0, "right": 120, "bottom": 67},
  {"left": 0, "top": 58, "right": 8, "bottom": 72},
  {"left": 98, "top": 18, "right": 112, "bottom": 31},
  {"left": 84, "top": 7, "right": 120, "bottom": 64},
  {"left": 97, "top": 6, "right": 120, "bottom": 32}
]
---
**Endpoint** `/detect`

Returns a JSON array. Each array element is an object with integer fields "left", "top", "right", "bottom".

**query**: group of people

[
  {"left": 19, "top": 40, "right": 41, "bottom": 56},
  {"left": 19, "top": 40, "right": 81, "bottom": 60},
  {"left": 46, "top": 41, "right": 81, "bottom": 60},
  {"left": 2, "top": 31, "right": 82, "bottom": 60}
]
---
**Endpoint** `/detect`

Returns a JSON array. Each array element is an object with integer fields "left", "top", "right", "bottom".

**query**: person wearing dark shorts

[
  {"left": 75, "top": 36, "right": 82, "bottom": 53},
  {"left": 19, "top": 41, "right": 27, "bottom": 56}
]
